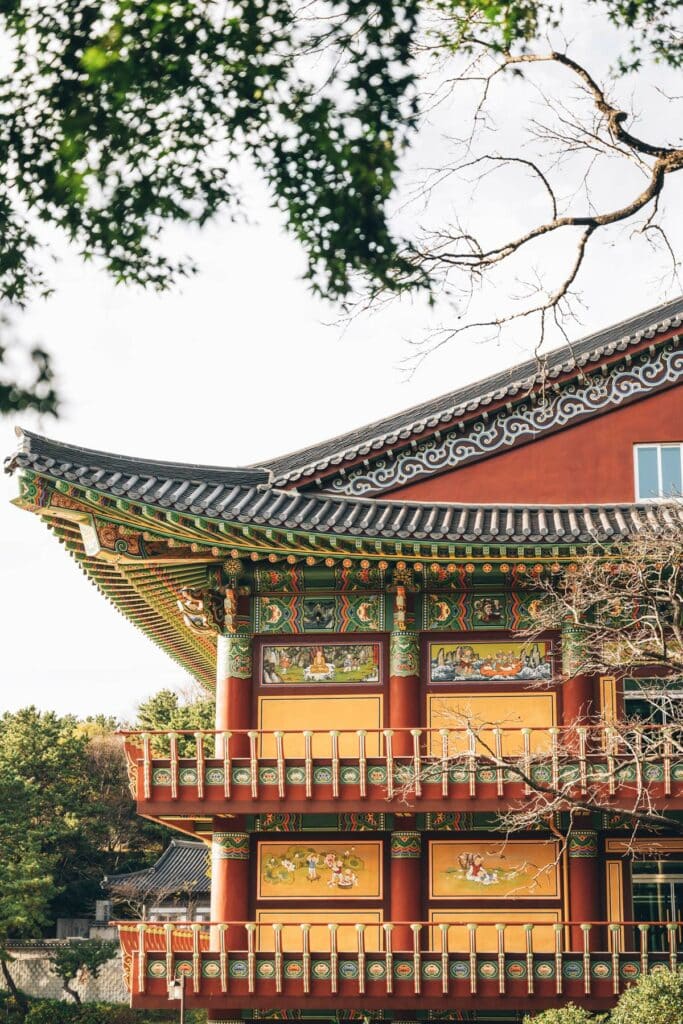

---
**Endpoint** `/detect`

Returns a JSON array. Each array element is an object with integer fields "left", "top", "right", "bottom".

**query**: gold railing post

[
  {"left": 554, "top": 923, "right": 563, "bottom": 996},
  {"left": 194, "top": 732, "right": 205, "bottom": 800},
  {"left": 246, "top": 923, "right": 256, "bottom": 994},
  {"left": 467, "top": 728, "right": 477, "bottom": 798},
  {"left": 578, "top": 727, "right": 588, "bottom": 796},
  {"left": 606, "top": 726, "right": 616, "bottom": 797},
  {"left": 440, "top": 729, "right": 450, "bottom": 798},
  {"left": 468, "top": 923, "right": 478, "bottom": 995},
  {"left": 411, "top": 729, "right": 423, "bottom": 797},
  {"left": 273, "top": 922, "right": 283, "bottom": 994},
  {"left": 522, "top": 728, "right": 532, "bottom": 795},
  {"left": 384, "top": 729, "right": 395, "bottom": 800},
  {"left": 609, "top": 923, "right": 620, "bottom": 996},
  {"left": 141, "top": 734, "right": 152, "bottom": 800},
  {"left": 496, "top": 923, "right": 506, "bottom": 995},
  {"left": 357, "top": 730, "right": 367, "bottom": 799},
  {"left": 383, "top": 922, "right": 394, "bottom": 995},
  {"left": 664, "top": 726, "right": 673, "bottom": 797},
  {"left": 222, "top": 732, "right": 232, "bottom": 799},
  {"left": 169, "top": 733, "right": 179, "bottom": 801},
  {"left": 493, "top": 728, "right": 504, "bottom": 798},
  {"left": 248, "top": 731, "right": 259, "bottom": 799},
  {"left": 330, "top": 731, "right": 340, "bottom": 799},
  {"left": 581, "top": 924, "right": 592, "bottom": 995},
  {"left": 328, "top": 923, "right": 339, "bottom": 994},
  {"left": 191, "top": 922, "right": 201, "bottom": 994},
  {"left": 525, "top": 924, "right": 534, "bottom": 995},
  {"left": 164, "top": 923, "right": 173, "bottom": 991},
  {"left": 356, "top": 923, "right": 366, "bottom": 996},
  {"left": 219, "top": 923, "right": 228, "bottom": 993},
  {"left": 440, "top": 923, "right": 450, "bottom": 995},
  {"left": 668, "top": 922, "right": 678, "bottom": 972},
  {"left": 274, "top": 731, "right": 286, "bottom": 799},
  {"left": 301, "top": 923, "right": 311, "bottom": 995},
  {"left": 303, "top": 731, "right": 313, "bottom": 799},
  {"left": 411, "top": 923, "right": 422, "bottom": 995},
  {"left": 638, "top": 924, "right": 649, "bottom": 978},
  {"left": 137, "top": 922, "right": 147, "bottom": 994},
  {"left": 549, "top": 728, "right": 559, "bottom": 792}
]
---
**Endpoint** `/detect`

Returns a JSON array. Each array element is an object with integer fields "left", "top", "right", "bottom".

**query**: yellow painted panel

[
  {"left": 427, "top": 692, "right": 556, "bottom": 755},
  {"left": 429, "top": 910, "right": 561, "bottom": 953},
  {"left": 430, "top": 840, "right": 561, "bottom": 900},
  {"left": 257, "top": 840, "right": 383, "bottom": 900},
  {"left": 606, "top": 838, "right": 683, "bottom": 853},
  {"left": 258, "top": 694, "right": 383, "bottom": 757},
  {"left": 256, "top": 910, "right": 383, "bottom": 952},
  {"left": 606, "top": 861, "right": 625, "bottom": 951},
  {"left": 599, "top": 676, "right": 618, "bottom": 723}
]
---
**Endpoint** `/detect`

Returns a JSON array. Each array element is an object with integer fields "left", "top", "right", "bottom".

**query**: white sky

[{"left": 1, "top": 8, "right": 681, "bottom": 721}]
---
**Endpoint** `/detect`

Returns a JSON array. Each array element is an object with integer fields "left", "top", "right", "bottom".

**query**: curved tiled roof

[
  {"left": 7, "top": 428, "right": 682, "bottom": 545},
  {"left": 257, "top": 296, "right": 683, "bottom": 484},
  {"left": 104, "top": 840, "right": 209, "bottom": 898}
]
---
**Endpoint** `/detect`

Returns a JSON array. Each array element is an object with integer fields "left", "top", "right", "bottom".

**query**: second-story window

[{"left": 635, "top": 443, "right": 683, "bottom": 500}]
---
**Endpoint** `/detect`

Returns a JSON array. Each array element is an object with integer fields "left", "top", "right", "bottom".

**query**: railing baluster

[
  {"left": 494, "top": 728, "right": 504, "bottom": 798},
  {"left": 440, "top": 729, "right": 449, "bottom": 798},
  {"left": 639, "top": 924, "right": 649, "bottom": 978},
  {"left": 525, "top": 924, "right": 534, "bottom": 995},
  {"left": 301, "top": 923, "right": 311, "bottom": 995},
  {"left": 137, "top": 922, "right": 146, "bottom": 994},
  {"left": 219, "top": 923, "right": 228, "bottom": 993},
  {"left": 169, "top": 733, "right": 179, "bottom": 801},
  {"left": 581, "top": 924, "right": 592, "bottom": 995},
  {"left": 383, "top": 923, "right": 394, "bottom": 994},
  {"left": 194, "top": 732, "right": 205, "bottom": 800},
  {"left": 522, "top": 728, "right": 532, "bottom": 795},
  {"left": 607, "top": 726, "right": 616, "bottom": 797},
  {"left": 668, "top": 922, "right": 678, "bottom": 973},
  {"left": 246, "top": 923, "right": 256, "bottom": 995},
  {"left": 384, "top": 729, "right": 395, "bottom": 800},
  {"left": 578, "top": 727, "right": 588, "bottom": 796},
  {"left": 468, "top": 923, "right": 478, "bottom": 995},
  {"left": 440, "top": 923, "right": 449, "bottom": 996},
  {"left": 664, "top": 727, "right": 672, "bottom": 797},
  {"left": 330, "top": 731, "right": 340, "bottom": 799},
  {"left": 248, "top": 731, "right": 259, "bottom": 799},
  {"left": 303, "top": 731, "right": 313, "bottom": 799},
  {"left": 411, "top": 924, "right": 422, "bottom": 995},
  {"left": 496, "top": 923, "right": 506, "bottom": 995},
  {"left": 273, "top": 923, "right": 283, "bottom": 994},
  {"left": 411, "top": 729, "right": 423, "bottom": 798},
  {"left": 142, "top": 734, "right": 151, "bottom": 800},
  {"left": 549, "top": 728, "right": 559, "bottom": 793},
  {"left": 356, "top": 923, "right": 366, "bottom": 996},
  {"left": 357, "top": 730, "right": 367, "bottom": 799},
  {"left": 223, "top": 732, "right": 232, "bottom": 800},
  {"left": 554, "top": 923, "right": 563, "bottom": 996},
  {"left": 329, "top": 923, "right": 338, "bottom": 995},
  {"left": 164, "top": 923, "right": 173, "bottom": 991},
  {"left": 610, "top": 924, "right": 620, "bottom": 996},
  {"left": 274, "top": 731, "right": 286, "bottom": 799},
  {"left": 634, "top": 728, "right": 644, "bottom": 796},
  {"left": 192, "top": 923, "right": 201, "bottom": 994},
  {"left": 467, "top": 728, "right": 477, "bottom": 799}
]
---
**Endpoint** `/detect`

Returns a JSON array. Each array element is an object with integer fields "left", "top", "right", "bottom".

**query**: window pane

[
  {"left": 637, "top": 446, "right": 660, "bottom": 499},
  {"left": 661, "top": 446, "right": 682, "bottom": 497}
]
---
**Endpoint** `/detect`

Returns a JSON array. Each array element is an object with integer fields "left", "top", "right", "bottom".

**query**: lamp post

[{"left": 168, "top": 972, "right": 186, "bottom": 1024}]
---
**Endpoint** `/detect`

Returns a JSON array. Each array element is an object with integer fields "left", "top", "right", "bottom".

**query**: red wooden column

[
  {"left": 389, "top": 629, "right": 421, "bottom": 757},
  {"left": 567, "top": 829, "right": 602, "bottom": 951},
  {"left": 561, "top": 624, "right": 595, "bottom": 726},
  {"left": 390, "top": 826, "right": 422, "bottom": 952},
  {"left": 215, "top": 632, "right": 253, "bottom": 758}
]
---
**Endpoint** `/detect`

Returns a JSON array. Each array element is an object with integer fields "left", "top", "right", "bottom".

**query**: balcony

[
  {"left": 115, "top": 918, "right": 680, "bottom": 1013},
  {"left": 121, "top": 726, "right": 683, "bottom": 816}
]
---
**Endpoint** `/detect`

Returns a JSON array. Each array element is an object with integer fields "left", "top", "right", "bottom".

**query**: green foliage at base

[
  {"left": 525, "top": 968, "right": 683, "bottom": 1023},
  {"left": 524, "top": 1004, "right": 605, "bottom": 1024},
  {"left": 0, "top": 991, "right": 206, "bottom": 1024}
]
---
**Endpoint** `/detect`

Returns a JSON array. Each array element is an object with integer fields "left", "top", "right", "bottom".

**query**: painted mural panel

[
  {"left": 257, "top": 841, "right": 382, "bottom": 900},
  {"left": 262, "top": 642, "right": 381, "bottom": 683},
  {"left": 423, "top": 592, "right": 541, "bottom": 631},
  {"left": 430, "top": 840, "right": 561, "bottom": 900},
  {"left": 429, "top": 641, "right": 552, "bottom": 682}
]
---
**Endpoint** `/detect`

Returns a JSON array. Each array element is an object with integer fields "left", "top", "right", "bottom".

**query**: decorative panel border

[
  {"left": 257, "top": 840, "right": 383, "bottom": 900},
  {"left": 255, "top": 594, "right": 385, "bottom": 633},
  {"left": 429, "top": 839, "right": 561, "bottom": 900}
]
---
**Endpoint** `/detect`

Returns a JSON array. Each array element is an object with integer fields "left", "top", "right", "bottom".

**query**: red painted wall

[{"left": 384, "top": 385, "right": 682, "bottom": 505}]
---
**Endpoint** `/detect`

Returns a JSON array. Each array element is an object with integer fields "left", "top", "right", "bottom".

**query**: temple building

[{"left": 5, "top": 297, "right": 683, "bottom": 1023}]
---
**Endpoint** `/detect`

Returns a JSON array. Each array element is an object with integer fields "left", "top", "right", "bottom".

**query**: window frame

[{"left": 633, "top": 443, "right": 683, "bottom": 501}]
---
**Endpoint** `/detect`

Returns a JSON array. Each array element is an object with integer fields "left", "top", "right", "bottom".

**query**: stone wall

[{"left": 0, "top": 944, "right": 128, "bottom": 1004}]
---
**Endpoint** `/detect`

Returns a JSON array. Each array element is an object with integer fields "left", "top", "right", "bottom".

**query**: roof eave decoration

[{"left": 258, "top": 301, "right": 683, "bottom": 493}]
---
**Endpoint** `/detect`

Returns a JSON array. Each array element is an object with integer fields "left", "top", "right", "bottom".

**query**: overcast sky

[{"left": 1, "top": 7, "right": 681, "bottom": 720}]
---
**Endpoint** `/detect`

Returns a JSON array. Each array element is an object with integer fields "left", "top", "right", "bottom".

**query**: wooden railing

[
  {"left": 120, "top": 725, "right": 682, "bottom": 808},
  {"left": 115, "top": 918, "right": 681, "bottom": 1002}
]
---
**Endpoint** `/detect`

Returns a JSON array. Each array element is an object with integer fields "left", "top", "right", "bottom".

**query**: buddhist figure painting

[
  {"left": 429, "top": 641, "right": 552, "bottom": 683},
  {"left": 430, "top": 840, "right": 560, "bottom": 899},
  {"left": 257, "top": 841, "right": 382, "bottom": 900},
  {"left": 262, "top": 642, "right": 381, "bottom": 684}
]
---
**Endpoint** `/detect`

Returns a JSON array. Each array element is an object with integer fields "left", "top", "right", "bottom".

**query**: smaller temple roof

[{"left": 103, "top": 841, "right": 209, "bottom": 900}]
